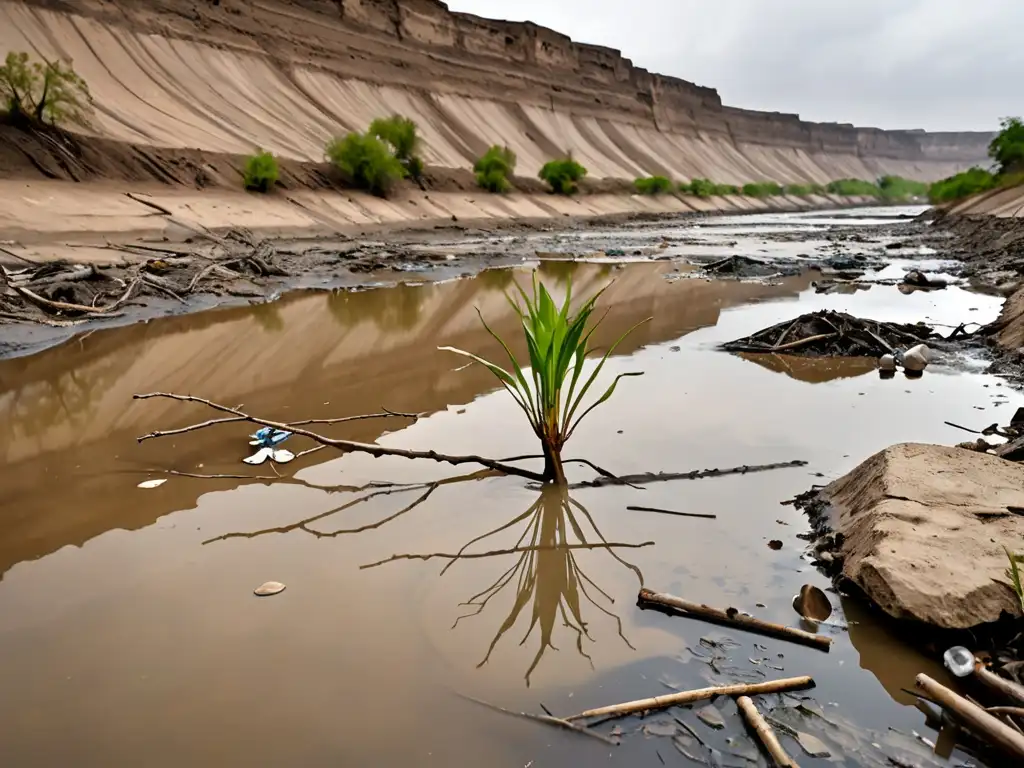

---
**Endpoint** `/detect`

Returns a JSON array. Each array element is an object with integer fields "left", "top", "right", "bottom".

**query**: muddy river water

[{"left": 1, "top": 207, "right": 1020, "bottom": 766}]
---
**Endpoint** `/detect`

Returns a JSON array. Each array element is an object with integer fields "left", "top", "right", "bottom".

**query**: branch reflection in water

[{"left": 204, "top": 480, "right": 651, "bottom": 685}]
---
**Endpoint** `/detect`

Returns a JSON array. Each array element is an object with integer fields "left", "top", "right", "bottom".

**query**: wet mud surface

[{"left": 1, "top": 207, "right": 1021, "bottom": 766}]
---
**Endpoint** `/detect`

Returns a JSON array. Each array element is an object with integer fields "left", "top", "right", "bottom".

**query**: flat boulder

[{"left": 812, "top": 443, "right": 1024, "bottom": 629}]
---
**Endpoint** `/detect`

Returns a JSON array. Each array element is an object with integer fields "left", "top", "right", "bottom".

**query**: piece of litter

[
  {"left": 272, "top": 449, "right": 295, "bottom": 464},
  {"left": 244, "top": 447, "right": 274, "bottom": 465},
  {"left": 254, "top": 581, "right": 286, "bottom": 596},
  {"left": 137, "top": 478, "right": 167, "bottom": 489}
]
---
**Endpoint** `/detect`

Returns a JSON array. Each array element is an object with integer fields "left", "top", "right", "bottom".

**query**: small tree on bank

[
  {"left": 370, "top": 115, "right": 425, "bottom": 181},
  {"left": 989, "top": 117, "right": 1024, "bottom": 176},
  {"left": 539, "top": 155, "right": 587, "bottom": 195},
  {"left": 474, "top": 145, "right": 517, "bottom": 192},
  {"left": 326, "top": 132, "right": 406, "bottom": 197},
  {"left": 0, "top": 51, "right": 92, "bottom": 127},
  {"left": 243, "top": 149, "right": 280, "bottom": 192}
]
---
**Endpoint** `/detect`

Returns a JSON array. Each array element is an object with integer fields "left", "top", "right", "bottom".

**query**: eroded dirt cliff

[{"left": 0, "top": 0, "right": 994, "bottom": 182}]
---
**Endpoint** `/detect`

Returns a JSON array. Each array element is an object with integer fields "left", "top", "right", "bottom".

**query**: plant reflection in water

[{"left": 205, "top": 478, "right": 650, "bottom": 685}]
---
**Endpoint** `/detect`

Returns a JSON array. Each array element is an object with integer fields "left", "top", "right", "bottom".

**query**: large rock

[{"left": 819, "top": 443, "right": 1024, "bottom": 629}]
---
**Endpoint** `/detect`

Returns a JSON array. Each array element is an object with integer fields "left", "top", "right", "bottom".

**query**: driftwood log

[
  {"left": 638, "top": 588, "right": 832, "bottom": 651},
  {"left": 737, "top": 695, "right": 800, "bottom": 768},
  {"left": 975, "top": 663, "right": 1024, "bottom": 706},
  {"left": 565, "top": 676, "right": 814, "bottom": 722},
  {"left": 916, "top": 673, "right": 1024, "bottom": 760}
]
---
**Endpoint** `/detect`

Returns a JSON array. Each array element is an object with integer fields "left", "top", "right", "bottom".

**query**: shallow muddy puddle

[{"left": 0, "top": 220, "right": 1019, "bottom": 766}]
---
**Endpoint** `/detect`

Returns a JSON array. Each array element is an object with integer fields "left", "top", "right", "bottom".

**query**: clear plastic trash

[{"left": 943, "top": 645, "right": 975, "bottom": 678}]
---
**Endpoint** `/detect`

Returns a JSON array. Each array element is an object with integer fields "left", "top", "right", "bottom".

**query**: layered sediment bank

[{"left": 0, "top": 0, "right": 993, "bottom": 184}]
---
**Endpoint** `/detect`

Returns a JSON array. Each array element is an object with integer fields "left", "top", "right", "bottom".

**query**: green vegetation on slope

[
  {"left": 539, "top": 156, "right": 587, "bottom": 195},
  {"left": 928, "top": 116, "right": 1024, "bottom": 204},
  {"left": 634, "top": 175, "right": 673, "bottom": 195},
  {"left": 242, "top": 149, "right": 279, "bottom": 193},
  {"left": 369, "top": 115, "right": 424, "bottom": 181},
  {"left": 0, "top": 51, "right": 92, "bottom": 127},
  {"left": 326, "top": 132, "right": 406, "bottom": 197},
  {"left": 474, "top": 145, "right": 517, "bottom": 193}
]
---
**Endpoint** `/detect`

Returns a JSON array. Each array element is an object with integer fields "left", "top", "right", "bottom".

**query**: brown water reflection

[
  {"left": 1, "top": 257, "right": 1016, "bottom": 766},
  {"left": 0, "top": 262, "right": 813, "bottom": 579}
]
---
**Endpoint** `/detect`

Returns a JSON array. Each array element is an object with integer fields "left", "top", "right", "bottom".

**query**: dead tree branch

[{"left": 134, "top": 392, "right": 546, "bottom": 482}]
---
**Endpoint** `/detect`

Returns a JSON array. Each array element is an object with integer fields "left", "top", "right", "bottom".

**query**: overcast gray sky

[{"left": 445, "top": 0, "right": 1020, "bottom": 132}]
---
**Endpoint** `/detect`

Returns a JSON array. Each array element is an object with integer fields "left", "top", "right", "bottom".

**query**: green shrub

[
  {"left": 539, "top": 156, "right": 587, "bottom": 195},
  {"left": 474, "top": 145, "right": 517, "bottom": 193},
  {"left": 369, "top": 115, "right": 424, "bottom": 180},
  {"left": 242, "top": 149, "right": 279, "bottom": 192},
  {"left": 783, "top": 184, "right": 813, "bottom": 196},
  {"left": 742, "top": 182, "right": 784, "bottom": 198},
  {"left": 634, "top": 175, "right": 673, "bottom": 195},
  {"left": 0, "top": 51, "right": 91, "bottom": 127},
  {"left": 990, "top": 117, "right": 1024, "bottom": 175},
  {"left": 682, "top": 178, "right": 716, "bottom": 197},
  {"left": 928, "top": 167, "right": 996, "bottom": 204},
  {"left": 713, "top": 183, "right": 740, "bottom": 196},
  {"left": 878, "top": 175, "right": 929, "bottom": 200},
  {"left": 826, "top": 179, "right": 882, "bottom": 197},
  {"left": 326, "top": 132, "right": 406, "bottom": 197}
]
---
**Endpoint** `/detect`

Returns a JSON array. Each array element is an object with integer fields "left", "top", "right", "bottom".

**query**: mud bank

[
  {"left": 0, "top": 194, "right": 887, "bottom": 357},
  {"left": 0, "top": 0, "right": 991, "bottom": 182}
]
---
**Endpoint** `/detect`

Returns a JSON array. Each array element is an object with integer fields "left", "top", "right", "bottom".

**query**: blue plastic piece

[{"left": 249, "top": 427, "right": 292, "bottom": 448}]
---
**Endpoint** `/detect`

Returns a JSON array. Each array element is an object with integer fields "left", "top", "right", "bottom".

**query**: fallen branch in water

[
  {"left": 565, "top": 676, "right": 814, "bottom": 723},
  {"left": 136, "top": 408, "right": 423, "bottom": 443},
  {"left": 574, "top": 460, "right": 808, "bottom": 488},
  {"left": 134, "top": 392, "right": 549, "bottom": 482},
  {"left": 457, "top": 693, "right": 619, "bottom": 747},
  {"left": 627, "top": 505, "right": 716, "bottom": 520},
  {"left": 638, "top": 588, "right": 832, "bottom": 651},
  {"left": 737, "top": 696, "right": 800, "bottom": 768},
  {"left": 361, "top": 540, "right": 655, "bottom": 570},
  {"left": 916, "top": 673, "right": 1024, "bottom": 761}
]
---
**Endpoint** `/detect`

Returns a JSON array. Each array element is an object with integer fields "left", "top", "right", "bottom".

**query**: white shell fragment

[
  {"left": 254, "top": 581, "right": 286, "bottom": 597},
  {"left": 878, "top": 353, "right": 896, "bottom": 372},
  {"left": 137, "top": 478, "right": 167, "bottom": 489},
  {"left": 272, "top": 449, "right": 295, "bottom": 464},
  {"left": 243, "top": 447, "right": 274, "bottom": 465}
]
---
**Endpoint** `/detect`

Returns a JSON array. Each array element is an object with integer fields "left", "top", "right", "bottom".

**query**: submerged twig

[
  {"left": 361, "top": 540, "right": 654, "bottom": 570},
  {"left": 575, "top": 460, "right": 808, "bottom": 488},
  {"left": 627, "top": 505, "right": 716, "bottom": 520},
  {"left": 457, "top": 693, "right": 619, "bottom": 746}
]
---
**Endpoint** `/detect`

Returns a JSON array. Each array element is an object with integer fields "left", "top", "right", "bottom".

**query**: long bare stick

[
  {"left": 737, "top": 696, "right": 800, "bottom": 768},
  {"left": 361, "top": 541, "right": 654, "bottom": 570},
  {"left": 627, "top": 505, "right": 717, "bottom": 520},
  {"left": 638, "top": 588, "right": 832, "bottom": 651},
  {"left": 917, "top": 673, "right": 1024, "bottom": 760},
  {"left": 136, "top": 409, "right": 421, "bottom": 443},
  {"left": 576, "top": 460, "right": 807, "bottom": 488},
  {"left": 565, "top": 676, "right": 814, "bottom": 722},
  {"left": 133, "top": 392, "right": 546, "bottom": 482},
  {"left": 6, "top": 274, "right": 139, "bottom": 315},
  {"left": 457, "top": 693, "right": 618, "bottom": 747}
]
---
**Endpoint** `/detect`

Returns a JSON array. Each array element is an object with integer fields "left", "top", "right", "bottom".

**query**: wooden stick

[
  {"left": 565, "top": 676, "right": 813, "bottom": 722},
  {"left": 638, "top": 588, "right": 832, "bottom": 651},
  {"left": 627, "top": 505, "right": 717, "bottom": 519},
  {"left": 771, "top": 332, "right": 838, "bottom": 353},
  {"left": 916, "top": 674, "right": 1024, "bottom": 760},
  {"left": 737, "top": 696, "right": 800, "bottom": 767},
  {"left": 988, "top": 707, "right": 1024, "bottom": 718},
  {"left": 975, "top": 664, "right": 1024, "bottom": 706}
]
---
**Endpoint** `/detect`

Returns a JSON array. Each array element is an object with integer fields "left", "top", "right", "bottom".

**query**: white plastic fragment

[
  {"left": 272, "top": 449, "right": 295, "bottom": 464},
  {"left": 243, "top": 447, "right": 274, "bottom": 465},
  {"left": 878, "top": 353, "right": 896, "bottom": 371},
  {"left": 903, "top": 344, "right": 931, "bottom": 372},
  {"left": 137, "top": 478, "right": 167, "bottom": 489}
]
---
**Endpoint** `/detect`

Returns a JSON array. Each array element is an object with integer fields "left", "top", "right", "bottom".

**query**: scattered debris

[
  {"left": 696, "top": 704, "right": 726, "bottom": 730},
  {"left": 737, "top": 696, "right": 799, "bottom": 768},
  {"left": 768, "top": 539, "right": 784, "bottom": 550},
  {"left": 136, "top": 478, "right": 167, "bottom": 489},
  {"left": 903, "top": 270, "right": 948, "bottom": 289},
  {"left": 722, "top": 310, "right": 935, "bottom": 357}
]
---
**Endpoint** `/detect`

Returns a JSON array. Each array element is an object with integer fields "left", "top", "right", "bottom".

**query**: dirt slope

[{"left": 0, "top": 0, "right": 992, "bottom": 183}]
